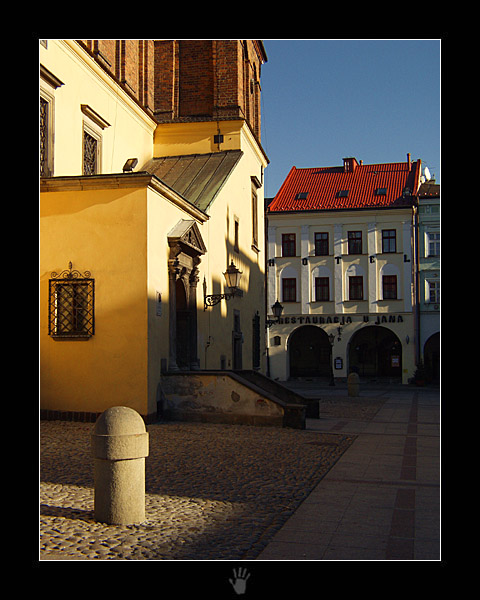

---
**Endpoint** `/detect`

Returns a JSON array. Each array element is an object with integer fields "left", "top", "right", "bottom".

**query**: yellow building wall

[
  {"left": 40, "top": 185, "right": 150, "bottom": 416},
  {"left": 40, "top": 40, "right": 269, "bottom": 416},
  {"left": 40, "top": 40, "right": 156, "bottom": 176},
  {"left": 145, "top": 186, "right": 208, "bottom": 409},
  {"left": 153, "top": 120, "right": 243, "bottom": 158},
  {"left": 195, "top": 124, "right": 267, "bottom": 372}
]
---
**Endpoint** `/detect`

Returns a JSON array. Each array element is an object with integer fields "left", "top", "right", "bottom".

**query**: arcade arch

[
  {"left": 288, "top": 325, "right": 331, "bottom": 378},
  {"left": 348, "top": 325, "right": 402, "bottom": 380}
]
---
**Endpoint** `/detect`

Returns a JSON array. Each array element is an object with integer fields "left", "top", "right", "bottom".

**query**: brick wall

[
  {"left": 79, "top": 40, "right": 154, "bottom": 115},
  {"left": 79, "top": 39, "right": 264, "bottom": 137}
]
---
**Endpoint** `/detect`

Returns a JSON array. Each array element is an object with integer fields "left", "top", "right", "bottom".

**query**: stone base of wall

[{"left": 160, "top": 370, "right": 306, "bottom": 429}]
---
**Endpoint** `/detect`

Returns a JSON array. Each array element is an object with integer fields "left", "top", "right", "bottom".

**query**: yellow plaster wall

[
  {"left": 153, "top": 120, "right": 243, "bottom": 157},
  {"left": 40, "top": 40, "right": 156, "bottom": 177},
  {"left": 196, "top": 125, "right": 267, "bottom": 372},
  {"left": 40, "top": 186, "right": 149, "bottom": 415}
]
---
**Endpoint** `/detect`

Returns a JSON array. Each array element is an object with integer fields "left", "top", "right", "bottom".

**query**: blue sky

[{"left": 260, "top": 39, "right": 441, "bottom": 199}]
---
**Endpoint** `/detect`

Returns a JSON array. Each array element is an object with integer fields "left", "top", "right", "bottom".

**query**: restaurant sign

[{"left": 276, "top": 314, "right": 404, "bottom": 325}]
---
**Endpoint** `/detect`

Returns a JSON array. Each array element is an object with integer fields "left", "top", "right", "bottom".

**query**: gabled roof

[
  {"left": 268, "top": 157, "right": 421, "bottom": 213},
  {"left": 142, "top": 150, "right": 243, "bottom": 212}
]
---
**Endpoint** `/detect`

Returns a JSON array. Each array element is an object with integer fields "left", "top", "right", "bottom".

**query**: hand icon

[{"left": 229, "top": 567, "right": 250, "bottom": 595}]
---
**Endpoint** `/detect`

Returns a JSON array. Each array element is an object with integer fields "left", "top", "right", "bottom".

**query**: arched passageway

[
  {"left": 348, "top": 325, "right": 402, "bottom": 380},
  {"left": 289, "top": 325, "right": 331, "bottom": 378}
]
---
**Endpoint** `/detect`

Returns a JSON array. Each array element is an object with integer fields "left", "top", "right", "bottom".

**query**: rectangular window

[
  {"left": 349, "top": 276, "right": 363, "bottom": 300},
  {"left": 382, "top": 275, "right": 398, "bottom": 299},
  {"left": 251, "top": 187, "right": 258, "bottom": 249},
  {"left": 282, "top": 278, "right": 297, "bottom": 302},
  {"left": 315, "top": 277, "right": 330, "bottom": 301},
  {"left": 83, "top": 130, "right": 98, "bottom": 175},
  {"left": 382, "top": 229, "right": 396, "bottom": 253},
  {"left": 428, "top": 280, "right": 440, "bottom": 304},
  {"left": 234, "top": 219, "right": 240, "bottom": 253},
  {"left": 49, "top": 277, "right": 95, "bottom": 338},
  {"left": 40, "top": 96, "right": 49, "bottom": 176},
  {"left": 348, "top": 231, "right": 362, "bottom": 254},
  {"left": 314, "top": 232, "right": 329, "bottom": 256},
  {"left": 282, "top": 233, "right": 296, "bottom": 257},
  {"left": 427, "top": 232, "right": 440, "bottom": 257}
]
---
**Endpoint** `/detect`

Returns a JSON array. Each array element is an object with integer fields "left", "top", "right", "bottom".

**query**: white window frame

[
  {"left": 426, "top": 230, "right": 440, "bottom": 257},
  {"left": 426, "top": 279, "right": 440, "bottom": 304}
]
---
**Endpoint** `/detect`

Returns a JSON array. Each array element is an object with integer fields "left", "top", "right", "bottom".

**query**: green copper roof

[{"left": 142, "top": 150, "right": 243, "bottom": 212}]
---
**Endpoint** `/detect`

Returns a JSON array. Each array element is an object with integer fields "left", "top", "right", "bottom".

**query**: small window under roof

[
  {"left": 295, "top": 192, "right": 308, "bottom": 200},
  {"left": 337, "top": 190, "right": 349, "bottom": 198},
  {"left": 375, "top": 187, "right": 387, "bottom": 195}
]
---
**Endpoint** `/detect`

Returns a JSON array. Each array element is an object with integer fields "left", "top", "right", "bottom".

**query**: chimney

[
  {"left": 343, "top": 157, "right": 359, "bottom": 173},
  {"left": 407, "top": 153, "right": 411, "bottom": 171}
]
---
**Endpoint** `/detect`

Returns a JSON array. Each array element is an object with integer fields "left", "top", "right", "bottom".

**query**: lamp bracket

[{"left": 204, "top": 288, "right": 243, "bottom": 310}]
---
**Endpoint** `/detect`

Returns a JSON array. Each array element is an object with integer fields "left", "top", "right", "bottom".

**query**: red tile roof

[{"left": 268, "top": 157, "right": 421, "bottom": 213}]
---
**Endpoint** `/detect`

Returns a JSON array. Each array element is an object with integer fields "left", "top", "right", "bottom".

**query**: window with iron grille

[
  {"left": 83, "top": 130, "right": 98, "bottom": 175},
  {"left": 49, "top": 263, "right": 94, "bottom": 338},
  {"left": 40, "top": 96, "right": 49, "bottom": 176}
]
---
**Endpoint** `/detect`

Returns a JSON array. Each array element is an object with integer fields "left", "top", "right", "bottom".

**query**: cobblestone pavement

[{"left": 39, "top": 413, "right": 365, "bottom": 561}]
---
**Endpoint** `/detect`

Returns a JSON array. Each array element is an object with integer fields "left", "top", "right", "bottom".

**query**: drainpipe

[{"left": 412, "top": 203, "right": 420, "bottom": 366}]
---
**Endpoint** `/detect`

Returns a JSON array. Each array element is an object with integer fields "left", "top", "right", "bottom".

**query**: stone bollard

[
  {"left": 347, "top": 372, "right": 360, "bottom": 397},
  {"left": 91, "top": 406, "right": 149, "bottom": 525}
]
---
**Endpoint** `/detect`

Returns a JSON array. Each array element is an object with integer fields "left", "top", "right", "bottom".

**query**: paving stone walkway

[
  {"left": 40, "top": 420, "right": 355, "bottom": 560},
  {"left": 39, "top": 384, "right": 440, "bottom": 561}
]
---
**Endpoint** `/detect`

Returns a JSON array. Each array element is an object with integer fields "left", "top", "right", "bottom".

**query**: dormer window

[
  {"left": 375, "top": 187, "right": 387, "bottom": 195},
  {"left": 295, "top": 192, "right": 308, "bottom": 200},
  {"left": 337, "top": 190, "right": 349, "bottom": 198}
]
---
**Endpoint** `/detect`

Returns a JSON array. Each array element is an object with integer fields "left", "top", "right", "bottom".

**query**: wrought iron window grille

[{"left": 48, "top": 262, "right": 94, "bottom": 339}]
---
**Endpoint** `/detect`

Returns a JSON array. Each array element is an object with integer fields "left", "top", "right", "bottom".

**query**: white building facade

[{"left": 266, "top": 157, "right": 422, "bottom": 385}]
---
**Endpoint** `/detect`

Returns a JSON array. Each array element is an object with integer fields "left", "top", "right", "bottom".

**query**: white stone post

[{"left": 91, "top": 406, "right": 149, "bottom": 525}]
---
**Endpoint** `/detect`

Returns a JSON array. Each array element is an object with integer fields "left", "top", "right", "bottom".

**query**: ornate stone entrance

[{"left": 167, "top": 220, "right": 207, "bottom": 371}]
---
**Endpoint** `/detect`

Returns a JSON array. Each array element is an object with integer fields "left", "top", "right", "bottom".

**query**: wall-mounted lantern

[
  {"left": 204, "top": 260, "right": 243, "bottom": 309},
  {"left": 266, "top": 300, "right": 284, "bottom": 328}
]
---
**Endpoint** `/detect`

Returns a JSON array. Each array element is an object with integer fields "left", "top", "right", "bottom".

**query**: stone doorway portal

[{"left": 167, "top": 220, "right": 206, "bottom": 371}]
